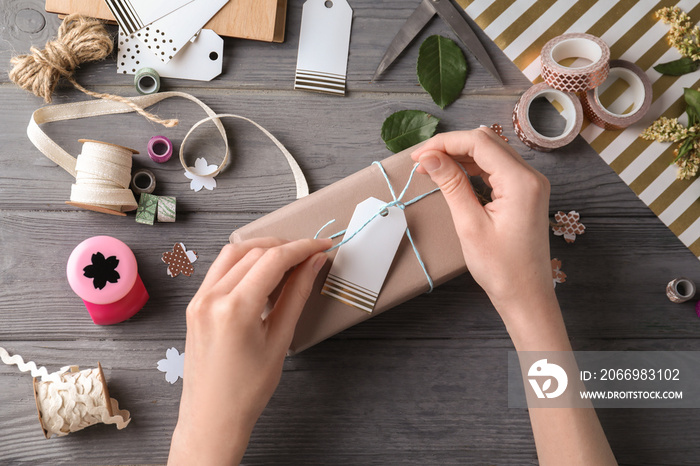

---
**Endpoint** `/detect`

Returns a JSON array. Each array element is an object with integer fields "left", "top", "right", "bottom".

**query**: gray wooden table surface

[{"left": 2, "top": 1, "right": 700, "bottom": 464}]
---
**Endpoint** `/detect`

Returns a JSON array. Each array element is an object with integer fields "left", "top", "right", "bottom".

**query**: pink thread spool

[
  {"left": 67, "top": 236, "right": 149, "bottom": 325},
  {"left": 147, "top": 136, "right": 173, "bottom": 163}
]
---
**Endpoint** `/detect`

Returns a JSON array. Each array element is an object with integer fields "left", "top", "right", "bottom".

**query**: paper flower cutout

[
  {"left": 490, "top": 123, "right": 509, "bottom": 142},
  {"left": 83, "top": 252, "right": 120, "bottom": 290},
  {"left": 184, "top": 157, "right": 218, "bottom": 192},
  {"left": 552, "top": 258, "right": 567, "bottom": 288},
  {"left": 157, "top": 347, "right": 185, "bottom": 384},
  {"left": 552, "top": 210, "right": 586, "bottom": 243},
  {"left": 162, "top": 243, "right": 198, "bottom": 277}
]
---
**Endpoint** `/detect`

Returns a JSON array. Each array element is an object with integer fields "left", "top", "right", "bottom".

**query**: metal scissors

[{"left": 373, "top": 0, "right": 502, "bottom": 84}]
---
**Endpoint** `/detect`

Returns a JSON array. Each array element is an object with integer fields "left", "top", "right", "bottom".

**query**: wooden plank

[
  {"left": 2, "top": 339, "right": 700, "bottom": 465},
  {"left": 2, "top": 211, "right": 700, "bottom": 342},
  {"left": 3, "top": 0, "right": 700, "bottom": 464},
  {"left": 0, "top": 86, "right": 650, "bottom": 217},
  {"left": 44, "top": 0, "right": 287, "bottom": 43}
]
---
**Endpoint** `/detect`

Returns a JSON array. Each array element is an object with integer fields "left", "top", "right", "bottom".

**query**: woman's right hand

[{"left": 410, "top": 128, "right": 558, "bottom": 343}]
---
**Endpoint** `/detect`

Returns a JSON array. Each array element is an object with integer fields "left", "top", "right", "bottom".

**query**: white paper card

[
  {"left": 294, "top": 0, "right": 353, "bottom": 96},
  {"left": 118, "top": 28, "right": 223, "bottom": 81},
  {"left": 103, "top": 0, "right": 193, "bottom": 35},
  {"left": 321, "top": 197, "right": 407, "bottom": 313},
  {"left": 131, "top": 0, "right": 229, "bottom": 63}
]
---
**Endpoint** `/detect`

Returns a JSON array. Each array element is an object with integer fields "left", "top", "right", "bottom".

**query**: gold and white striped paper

[{"left": 461, "top": 0, "right": 700, "bottom": 259}]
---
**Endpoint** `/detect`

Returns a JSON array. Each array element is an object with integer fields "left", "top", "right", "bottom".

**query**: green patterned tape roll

[
  {"left": 134, "top": 68, "right": 161, "bottom": 95},
  {"left": 157, "top": 196, "right": 176, "bottom": 223},
  {"left": 135, "top": 193, "right": 158, "bottom": 225}
]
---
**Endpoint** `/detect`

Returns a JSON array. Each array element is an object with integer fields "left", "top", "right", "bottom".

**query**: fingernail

[
  {"left": 312, "top": 253, "right": 327, "bottom": 273},
  {"left": 419, "top": 154, "right": 441, "bottom": 172}
]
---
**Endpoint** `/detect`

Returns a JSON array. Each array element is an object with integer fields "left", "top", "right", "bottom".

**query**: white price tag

[{"left": 321, "top": 197, "right": 407, "bottom": 313}]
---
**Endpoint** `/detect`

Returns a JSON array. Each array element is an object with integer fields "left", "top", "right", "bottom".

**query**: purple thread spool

[{"left": 148, "top": 136, "right": 173, "bottom": 163}]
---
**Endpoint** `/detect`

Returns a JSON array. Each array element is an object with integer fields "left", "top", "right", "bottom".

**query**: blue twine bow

[{"left": 314, "top": 161, "right": 440, "bottom": 292}]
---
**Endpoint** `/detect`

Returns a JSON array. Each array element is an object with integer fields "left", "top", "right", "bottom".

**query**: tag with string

[{"left": 321, "top": 197, "right": 407, "bottom": 313}]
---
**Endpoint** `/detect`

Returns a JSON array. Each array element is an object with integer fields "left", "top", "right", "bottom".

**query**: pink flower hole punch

[{"left": 67, "top": 236, "right": 149, "bottom": 325}]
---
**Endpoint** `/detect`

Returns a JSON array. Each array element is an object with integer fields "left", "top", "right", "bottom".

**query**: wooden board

[
  {"left": 45, "top": 0, "right": 287, "bottom": 42},
  {"left": 4, "top": 0, "right": 700, "bottom": 464}
]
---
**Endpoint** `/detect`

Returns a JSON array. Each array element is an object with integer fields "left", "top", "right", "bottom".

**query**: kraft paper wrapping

[{"left": 229, "top": 147, "right": 467, "bottom": 354}]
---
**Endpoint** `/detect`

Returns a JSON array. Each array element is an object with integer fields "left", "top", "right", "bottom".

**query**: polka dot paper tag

[
  {"left": 128, "top": 0, "right": 228, "bottom": 63},
  {"left": 552, "top": 210, "right": 586, "bottom": 243},
  {"left": 162, "top": 243, "right": 198, "bottom": 277}
]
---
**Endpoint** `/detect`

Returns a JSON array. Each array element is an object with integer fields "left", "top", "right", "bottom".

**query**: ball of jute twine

[{"left": 8, "top": 14, "right": 178, "bottom": 128}]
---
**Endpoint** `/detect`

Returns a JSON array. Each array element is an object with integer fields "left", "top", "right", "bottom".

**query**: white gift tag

[
  {"left": 295, "top": 0, "right": 353, "bottom": 96},
  {"left": 118, "top": 28, "right": 223, "bottom": 81},
  {"left": 321, "top": 197, "right": 407, "bottom": 313},
  {"left": 131, "top": 0, "right": 229, "bottom": 63}
]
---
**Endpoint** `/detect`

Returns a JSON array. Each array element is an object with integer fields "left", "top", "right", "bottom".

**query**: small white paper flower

[
  {"left": 184, "top": 157, "right": 218, "bottom": 192},
  {"left": 157, "top": 347, "right": 185, "bottom": 384}
]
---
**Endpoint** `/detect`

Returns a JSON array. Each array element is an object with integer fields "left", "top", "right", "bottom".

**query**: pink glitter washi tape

[
  {"left": 147, "top": 136, "right": 173, "bottom": 163},
  {"left": 66, "top": 236, "right": 149, "bottom": 325}
]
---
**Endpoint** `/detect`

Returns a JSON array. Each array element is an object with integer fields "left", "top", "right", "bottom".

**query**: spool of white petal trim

[{"left": 0, "top": 347, "right": 130, "bottom": 438}]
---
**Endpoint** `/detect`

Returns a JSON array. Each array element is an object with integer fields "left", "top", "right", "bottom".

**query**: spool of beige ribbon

[
  {"left": 0, "top": 347, "right": 130, "bottom": 438},
  {"left": 512, "top": 82, "right": 583, "bottom": 152},
  {"left": 540, "top": 33, "right": 610, "bottom": 93},
  {"left": 579, "top": 59, "right": 653, "bottom": 130},
  {"left": 66, "top": 139, "right": 139, "bottom": 215}
]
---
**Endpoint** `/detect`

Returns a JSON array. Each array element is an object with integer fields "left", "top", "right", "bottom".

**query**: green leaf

[
  {"left": 685, "top": 88, "right": 700, "bottom": 127},
  {"left": 674, "top": 137, "right": 695, "bottom": 164},
  {"left": 381, "top": 110, "right": 440, "bottom": 153},
  {"left": 653, "top": 57, "right": 700, "bottom": 76},
  {"left": 417, "top": 35, "right": 468, "bottom": 109}
]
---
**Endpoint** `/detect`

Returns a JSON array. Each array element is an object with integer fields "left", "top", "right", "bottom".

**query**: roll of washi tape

[
  {"left": 136, "top": 193, "right": 158, "bottom": 225},
  {"left": 540, "top": 33, "right": 610, "bottom": 93},
  {"left": 134, "top": 67, "right": 161, "bottom": 95},
  {"left": 579, "top": 60, "right": 652, "bottom": 130},
  {"left": 148, "top": 136, "right": 173, "bottom": 163},
  {"left": 130, "top": 168, "right": 156, "bottom": 195},
  {"left": 666, "top": 277, "right": 696, "bottom": 304},
  {"left": 512, "top": 82, "right": 583, "bottom": 152},
  {"left": 66, "top": 236, "right": 149, "bottom": 325},
  {"left": 157, "top": 196, "right": 176, "bottom": 222}
]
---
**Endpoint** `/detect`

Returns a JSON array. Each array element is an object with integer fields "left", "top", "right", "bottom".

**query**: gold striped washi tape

[{"left": 463, "top": 0, "right": 700, "bottom": 259}]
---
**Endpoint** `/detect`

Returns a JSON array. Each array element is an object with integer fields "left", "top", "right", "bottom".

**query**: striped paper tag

[
  {"left": 295, "top": 0, "right": 353, "bottom": 96},
  {"left": 321, "top": 197, "right": 407, "bottom": 313},
  {"left": 462, "top": 0, "right": 700, "bottom": 259}
]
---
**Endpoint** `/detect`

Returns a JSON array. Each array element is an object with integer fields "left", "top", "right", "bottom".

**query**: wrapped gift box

[{"left": 230, "top": 146, "right": 467, "bottom": 354}]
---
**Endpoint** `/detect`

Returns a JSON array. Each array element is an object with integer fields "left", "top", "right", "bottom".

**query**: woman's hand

[
  {"left": 168, "top": 237, "right": 331, "bottom": 466},
  {"left": 411, "top": 128, "right": 555, "bottom": 332},
  {"left": 412, "top": 129, "right": 617, "bottom": 466}
]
